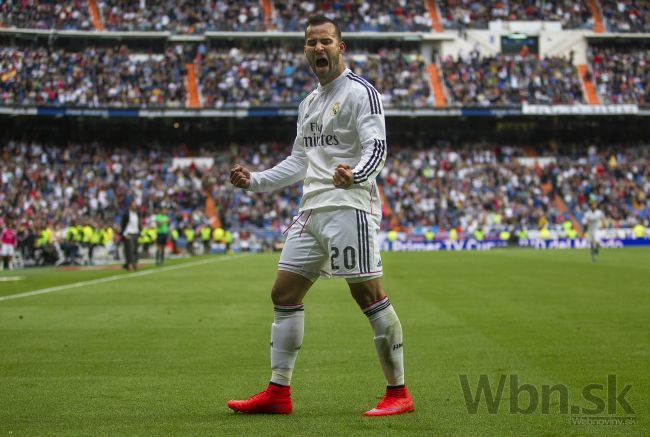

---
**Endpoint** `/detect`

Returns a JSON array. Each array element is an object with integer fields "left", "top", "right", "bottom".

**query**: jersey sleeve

[
  {"left": 249, "top": 122, "right": 307, "bottom": 192},
  {"left": 351, "top": 88, "right": 387, "bottom": 187}
]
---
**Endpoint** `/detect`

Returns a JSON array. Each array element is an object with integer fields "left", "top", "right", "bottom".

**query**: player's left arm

[{"left": 350, "top": 89, "right": 387, "bottom": 187}]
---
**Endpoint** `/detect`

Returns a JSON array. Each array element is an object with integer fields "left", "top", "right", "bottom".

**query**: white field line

[{"left": 0, "top": 255, "right": 250, "bottom": 303}]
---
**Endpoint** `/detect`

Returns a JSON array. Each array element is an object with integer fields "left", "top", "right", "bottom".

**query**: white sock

[
  {"left": 270, "top": 304, "right": 304, "bottom": 386},
  {"left": 363, "top": 296, "right": 405, "bottom": 386}
]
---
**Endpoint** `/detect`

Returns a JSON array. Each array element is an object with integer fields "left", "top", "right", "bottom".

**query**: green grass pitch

[{"left": 0, "top": 249, "right": 648, "bottom": 436}]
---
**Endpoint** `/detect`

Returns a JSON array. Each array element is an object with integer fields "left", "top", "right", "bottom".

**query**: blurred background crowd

[{"left": 1, "top": 138, "right": 648, "bottom": 266}]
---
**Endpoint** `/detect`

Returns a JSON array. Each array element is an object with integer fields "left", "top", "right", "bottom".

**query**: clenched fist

[
  {"left": 230, "top": 164, "right": 251, "bottom": 189},
  {"left": 332, "top": 164, "right": 353, "bottom": 188}
]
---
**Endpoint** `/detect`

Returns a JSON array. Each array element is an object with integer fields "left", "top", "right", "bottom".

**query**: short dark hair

[{"left": 305, "top": 15, "right": 342, "bottom": 42}]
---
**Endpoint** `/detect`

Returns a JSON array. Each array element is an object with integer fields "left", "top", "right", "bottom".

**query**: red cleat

[
  {"left": 227, "top": 383, "right": 292, "bottom": 414},
  {"left": 364, "top": 386, "right": 414, "bottom": 416}
]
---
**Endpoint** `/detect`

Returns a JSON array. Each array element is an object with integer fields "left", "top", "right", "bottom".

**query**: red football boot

[
  {"left": 227, "top": 383, "right": 292, "bottom": 414},
  {"left": 364, "top": 386, "right": 414, "bottom": 416}
]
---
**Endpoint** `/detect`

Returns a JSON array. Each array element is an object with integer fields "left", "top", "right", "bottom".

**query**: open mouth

[{"left": 315, "top": 58, "right": 329, "bottom": 68}]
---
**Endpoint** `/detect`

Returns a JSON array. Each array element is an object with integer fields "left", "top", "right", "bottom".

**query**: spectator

[
  {"left": 442, "top": 50, "right": 584, "bottom": 105},
  {"left": 588, "top": 45, "right": 649, "bottom": 105}
]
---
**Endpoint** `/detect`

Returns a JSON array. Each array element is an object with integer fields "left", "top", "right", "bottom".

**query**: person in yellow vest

[
  {"left": 566, "top": 227, "right": 577, "bottom": 239},
  {"left": 473, "top": 228, "right": 484, "bottom": 241},
  {"left": 102, "top": 225, "right": 114, "bottom": 246},
  {"left": 499, "top": 229, "right": 511, "bottom": 242},
  {"left": 90, "top": 223, "right": 102, "bottom": 265},
  {"left": 36, "top": 222, "right": 57, "bottom": 265},
  {"left": 517, "top": 227, "right": 528, "bottom": 242},
  {"left": 449, "top": 228, "right": 458, "bottom": 241},
  {"left": 200, "top": 225, "right": 212, "bottom": 254},
  {"left": 562, "top": 219, "right": 573, "bottom": 237},
  {"left": 633, "top": 220, "right": 646, "bottom": 239},
  {"left": 424, "top": 228, "right": 434, "bottom": 244},
  {"left": 75, "top": 224, "right": 84, "bottom": 245},
  {"left": 171, "top": 228, "right": 180, "bottom": 254},
  {"left": 213, "top": 226, "right": 225, "bottom": 254},
  {"left": 138, "top": 226, "right": 154, "bottom": 258},
  {"left": 63, "top": 222, "right": 81, "bottom": 264},
  {"left": 540, "top": 226, "right": 551, "bottom": 240},
  {"left": 102, "top": 223, "right": 117, "bottom": 261},
  {"left": 387, "top": 229, "right": 398, "bottom": 251},
  {"left": 184, "top": 226, "right": 195, "bottom": 256},
  {"left": 224, "top": 229, "right": 234, "bottom": 254},
  {"left": 80, "top": 222, "right": 93, "bottom": 265}
]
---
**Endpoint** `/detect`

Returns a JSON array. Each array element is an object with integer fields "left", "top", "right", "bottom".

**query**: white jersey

[
  {"left": 584, "top": 209, "right": 604, "bottom": 234},
  {"left": 249, "top": 68, "right": 385, "bottom": 214}
]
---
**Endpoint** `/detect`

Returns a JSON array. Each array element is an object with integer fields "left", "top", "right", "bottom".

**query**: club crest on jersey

[{"left": 331, "top": 102, "right": 341, "bottom": 116}]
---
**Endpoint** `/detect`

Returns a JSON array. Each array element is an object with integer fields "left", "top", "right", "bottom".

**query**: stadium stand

[
  {"left": 196, "top": 46, "right": 315, "bottom": 108},
  {"left": 270, "top": 0, "right": 432, "bottom": 32},
  {"left": 599, "top": 0, "right": 649, "bottom": 33},
  {"left": 441, "top": 51, "right": 585, "bottom": 105},
  {"left": 587, "top": 44, "right": 649, "bottom": 104},
  {"left": 0, "top": 45, "right": 189, "bottom": 107},
  {"left": 98, "top": 0, "right": 266, "bottom": 32},
  {"left": 437, "top": 0, "right": 594, "bottom": 30},
  {"left": 0, "top": 0, "right": 648, "bottom": 264},
  {"left": 0, "top": 1, "right": 92, "bottom": 30},
  {"left": 1, "top": 137, "right": 648, "bottom": 264}
]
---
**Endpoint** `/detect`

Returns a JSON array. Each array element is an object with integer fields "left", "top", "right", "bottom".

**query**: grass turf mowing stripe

[{"left": 0, "top": 254, "right": 250, "bottom": 303}]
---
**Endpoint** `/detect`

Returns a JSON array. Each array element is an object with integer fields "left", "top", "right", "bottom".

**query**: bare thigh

[
  {"left": 348, "top": 276, "right": 387, "bottom": 309},
  {"left": 271, "top": 270, "right": 314, "bottom": 305}
]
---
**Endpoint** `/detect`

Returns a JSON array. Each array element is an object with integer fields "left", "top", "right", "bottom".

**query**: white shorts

[
  {"left": 587, "top": 228, "right": 600, "bottom": 243},
  {"left": 279, "top": 207, "right": 383, "bottom": 283},
  {"left": 1, "top": 244, "right": 14, "bottom": 257}
]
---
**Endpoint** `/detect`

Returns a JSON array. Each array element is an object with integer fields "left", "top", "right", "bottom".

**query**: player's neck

[{"left": 318, "top": 66, "right": 347, "bottom": 88}]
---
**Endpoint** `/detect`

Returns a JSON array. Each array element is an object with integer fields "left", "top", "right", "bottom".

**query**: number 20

[{"left": 330, "top": 246, "right": 356, "bottom": 270}]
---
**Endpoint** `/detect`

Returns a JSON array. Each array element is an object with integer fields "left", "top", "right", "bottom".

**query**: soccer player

[
  {"left": 583, "top": 199, "right": 604, "bottom": 262},
  {"left": 227, "top": 16, "right": 413, "bottom": 416}
]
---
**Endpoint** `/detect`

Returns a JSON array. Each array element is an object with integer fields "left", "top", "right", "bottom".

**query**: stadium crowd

[
  {"left": 382, "top": 141, "right": 649, "bottom": 240},
  {"left": 1, "top": 139, "right": 648, "bottom": 266},
  {"left": 600, "top": 0, "right": 649, "bottom": 33},
  {"left": 0, "top": 0, "right": 92, "bottom": 30},
  {"left": 441, "top": 50, "right": 585, "bottom": 105},
  {"left": 1, "top": 0, "right": 648, "bottom": 35},
  {"left": 437, "top": 0, "right": 593, "bottom": 30},
  {"left": 0, "top": 45, "right": 189, "bottom": 107},
  {"left": 98, "top": 0, "right": 265, "bottom": 32},
  {"left": 1, "top": 44, "right": 430, "bottom": 108},
  {"left": 588, "top": 45, "right": 649, "bottom": 105},
  {"left": 270, "top": 0, "right": 431, "bottom": 32},
  {"left": 0, "top": 0, "right": 432, "bottom": 33},
  {"left": 196, "top": 46, "right": 315, "bottom": 108},
  {"left": 9, "top": 42, "right": 643, "bottom": 109}
]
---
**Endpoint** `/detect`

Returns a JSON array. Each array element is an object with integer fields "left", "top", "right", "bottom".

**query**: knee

[
  {"left": 349, "top": 278, "right": 386, "bottom": 309},
  {"left": 271, "top": 285, "right": 294, "bottom": 306}
]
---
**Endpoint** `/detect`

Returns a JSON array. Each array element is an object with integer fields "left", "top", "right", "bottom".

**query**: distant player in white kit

[
  {"left": 227, "top": 16, "right": 413, "bottom": 416},
  {"left": 583, "top": 200, "right": 605, "bottom": 262}
]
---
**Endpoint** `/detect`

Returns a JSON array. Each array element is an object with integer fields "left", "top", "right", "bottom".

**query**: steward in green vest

[
  {"left": 201, "top": 225, "right": 212, "bottom": 254},
  {"left": 224, "top": 230, "right": 233, "bottom": 254},
  {"left": 184, "top": 227, "right": 195, "bottom": 256}
]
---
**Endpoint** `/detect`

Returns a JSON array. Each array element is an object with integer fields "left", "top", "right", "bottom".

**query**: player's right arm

[{"left": 233, "top": 112, "right": 308, "bottom": 192}]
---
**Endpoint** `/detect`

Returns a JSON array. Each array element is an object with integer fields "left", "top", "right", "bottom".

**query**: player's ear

[{"left": 339, "top": 41, "right": 346, "bottom": 54}]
